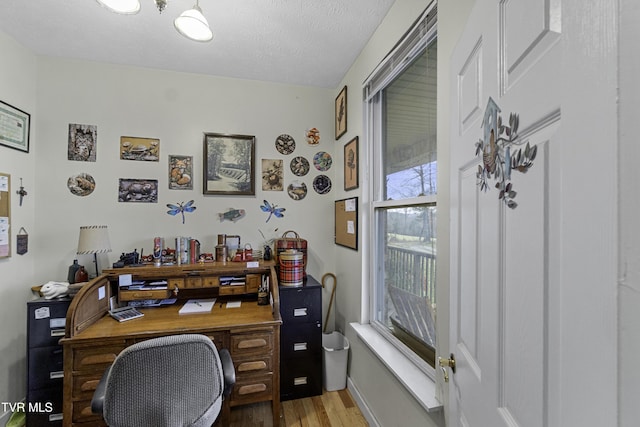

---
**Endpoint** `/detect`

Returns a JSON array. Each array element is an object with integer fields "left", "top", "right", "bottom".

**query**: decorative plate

[
  {"left": 313, "top": 151, "right": 332, "bottom": 171},
  {"left": 287, "top": 180, "right": 307, "bottom": 201},
  {"left": 306, "top": 127, "right": 320, "bottom": 145},
  {"left": 67, "top": 173, "right": 96, "bottom": 196},
  {"left": 275, "top": 134, "right": 296, "bottom": 155},
  {"left": 313, "top": 175, "right": 332, "bottom": 194},
  {"left": 290, "top": 156, "right": 310, "bottom": 176}
]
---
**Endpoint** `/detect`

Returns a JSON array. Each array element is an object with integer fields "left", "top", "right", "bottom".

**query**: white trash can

[{"left": 322, "top": 331, "right": 350, "bottom": 391}]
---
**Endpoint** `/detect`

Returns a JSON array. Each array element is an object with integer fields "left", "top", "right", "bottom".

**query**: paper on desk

[
  {"left": 179, "top": 298, "right": 216, "bottom": 314},
  {"left": 226, "top": 301, "right": 242, "bottom": 309}
]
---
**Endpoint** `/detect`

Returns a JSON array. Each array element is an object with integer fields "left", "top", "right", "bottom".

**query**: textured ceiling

[{"left": 0, "top": 0, "right": 395, "bottom": 88}]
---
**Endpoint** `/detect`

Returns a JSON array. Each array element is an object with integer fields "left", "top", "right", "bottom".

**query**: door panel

[{"left": 449, "top": 0, "right": 562, "bottom": 426}]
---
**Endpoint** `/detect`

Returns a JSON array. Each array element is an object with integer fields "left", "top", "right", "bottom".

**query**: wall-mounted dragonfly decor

[
  {"left": 475, "top": 97, "right": 537, "bottom": 209},
  {"left": 167, "top": 200, "right": 196, "bottom": 224}
]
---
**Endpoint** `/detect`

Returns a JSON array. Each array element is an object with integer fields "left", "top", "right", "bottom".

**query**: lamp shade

[
  {"left": 95, "top": 0, "right": 141, "bottom": 14},
  {"left": 174, "top": 4, "right": 213, "bottom": 42},
  {"left": 77, "top": 226, "right": 112, "bottom": 255}
]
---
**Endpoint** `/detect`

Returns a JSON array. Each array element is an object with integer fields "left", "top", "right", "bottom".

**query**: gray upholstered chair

[{"left": 91, "top": 334, "right": 235, "bottom": 427}]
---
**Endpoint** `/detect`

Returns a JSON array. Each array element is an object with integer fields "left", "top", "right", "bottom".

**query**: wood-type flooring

[{"left": 229, "top": 389, "right": 368, "bottom": 427}]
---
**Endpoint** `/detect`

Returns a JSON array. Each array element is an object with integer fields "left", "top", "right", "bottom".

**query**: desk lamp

[{"left": 77, "top": 225, "right": 112, "bottom": 278}]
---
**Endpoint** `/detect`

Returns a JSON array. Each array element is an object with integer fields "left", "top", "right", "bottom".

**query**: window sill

[{"left": 350, "top": 322, "right": 443, "bottom": 412}]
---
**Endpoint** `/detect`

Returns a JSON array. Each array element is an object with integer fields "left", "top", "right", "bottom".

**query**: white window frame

[{"left": 351, "top": 2, "right": 442, "bottom": 412}]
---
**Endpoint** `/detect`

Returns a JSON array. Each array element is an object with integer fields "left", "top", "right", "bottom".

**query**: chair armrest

[
  {"left": 91, "top": 364, "right": 112, "bottom": 414},
  {"left": 219, "top": 348, "right": 235, "bottom": 398}
]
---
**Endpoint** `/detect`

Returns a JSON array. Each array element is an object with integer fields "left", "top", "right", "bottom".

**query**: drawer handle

[
  {"left": 133, "top": 292, "right": 154, "bottom": 298},
  {"left": 49, "top": 371, "right": 64, "bottom": 379},
  {"left": 294, "top": 377, "right": 308, "bottom": 386},
  {"left": 80, "top": 353, "right": 117, "bottom": 366},
  {"left": 237, "top": 338, "right": 267, "bottom": 349},
  {"left": 238, "top": 361, "right": 267, "bottom": 372},
  {"left": 238, "top": 383, "right": 267, "bottom": 395},
  {"left": 293, "top": 308, "right": 308, "bottom": 317},
  {"left": 50, "top": 329, "right": 65, "bottom": 337},
  {"left": 49, "top": 413, "right": 63, "bottom": 422},
  {"left": 81, "top": 379, "right": 100, "bottom": 392},
  {"left": 293, "top": 342, "right": 307, "bottom": 351}
]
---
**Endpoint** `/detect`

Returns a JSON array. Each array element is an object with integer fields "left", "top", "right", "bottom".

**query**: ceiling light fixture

[{"left": 95, "top": 0, "right": 213, "bottom": 42}]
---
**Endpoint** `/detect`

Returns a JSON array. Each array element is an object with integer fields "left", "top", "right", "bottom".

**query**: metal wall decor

[{"left": 475, "top": 97, "right": 537, "bottom": 209}]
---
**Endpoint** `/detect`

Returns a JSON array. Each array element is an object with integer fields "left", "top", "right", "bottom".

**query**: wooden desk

[{"left": 60, "top": 263, "right": 282, "bottom": 427}]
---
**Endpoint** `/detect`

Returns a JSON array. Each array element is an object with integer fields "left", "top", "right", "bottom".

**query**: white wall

[
  {"left": 0, "top": 31, "right": 38, "bottom": 419},
  {"left": 329, "top": 0, "right": 471, "bottom": 425},
  {"left": 33, "top": 59, "right": 335, "bottom": 284}
]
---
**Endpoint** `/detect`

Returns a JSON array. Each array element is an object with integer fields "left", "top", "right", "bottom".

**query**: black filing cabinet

[
  {"left": 26, "top": 297, "right": 71, "bottom": 427},
  {"left": 279, "top": 276, "right": 322, "bottom": 401}
]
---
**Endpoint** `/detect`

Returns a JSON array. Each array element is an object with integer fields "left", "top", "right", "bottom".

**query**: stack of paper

[{"left": 178, "top": 298, "right": 216, "bottom": 314}]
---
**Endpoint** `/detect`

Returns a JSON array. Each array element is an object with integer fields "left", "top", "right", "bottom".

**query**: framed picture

[
  {"left": 335, "top": 85, "right": 347, "bottom": 140},
  {"left": 344, "top": 136, "right": 359, "bottom": 190},
  {"left": 0, "top": 100, "right": 30, "bottom": 153},
  {"left": 118, "top": 178, "right": 158, "bottom": 203},
  {"left": 120, "top": 136, "right": 160, "bottom": 161},
  {"left": 169, "top": 155, "right": 193, "bottom": 190},
  {"left": 203, "top": 133, "right": 255, "bottom": 196},
  {"left": 68, "top": 124, "right": 97, "bottom": 162}
]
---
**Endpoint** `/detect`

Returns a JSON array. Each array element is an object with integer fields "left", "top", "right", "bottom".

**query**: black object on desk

[{"left": 279, "top": 276, "right": 322, "bottom": 401}]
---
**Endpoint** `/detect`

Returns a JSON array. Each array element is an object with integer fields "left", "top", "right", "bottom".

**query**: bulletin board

[
  {"left": 335, "top": 197, "right": 358, "bottom": 250},
  {"left": 0, "top": 173, "right": 10, "bottom": 258}
]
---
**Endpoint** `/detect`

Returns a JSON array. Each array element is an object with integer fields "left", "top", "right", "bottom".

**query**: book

[{"left": 178, "top": 298, "right": 216, "bottom": 314}]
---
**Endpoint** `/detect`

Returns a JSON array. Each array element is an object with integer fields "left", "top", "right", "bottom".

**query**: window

[{"left": 364, "top": 4, "right": 437, "bottom": 370}]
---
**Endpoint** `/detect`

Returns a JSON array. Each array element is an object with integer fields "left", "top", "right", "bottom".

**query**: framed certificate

[{"left": 0, "top": 100, "right": 30, "bottom": 153}]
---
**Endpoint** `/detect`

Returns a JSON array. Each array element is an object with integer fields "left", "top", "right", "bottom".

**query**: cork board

[
  {"left": 335, "top": 197, "right": 357, "bottom": 250},
  {"left": 0, "top": 173, "right": 10, "bottom": 258}
]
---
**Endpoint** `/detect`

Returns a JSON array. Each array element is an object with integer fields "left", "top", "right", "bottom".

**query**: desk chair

[{"left": 91, "top": 334, "right": 235, "bottom": 427}]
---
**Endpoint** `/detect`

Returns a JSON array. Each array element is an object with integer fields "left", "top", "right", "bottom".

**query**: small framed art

[
  {"left": 344, "top": 136, "right": 359, "bottom": 190},
  {"left": 335, "top": 85, "right": 347, "bottom": 140},
  {"left": 0, "top": 100, "right": 30, "bottom": 153}
]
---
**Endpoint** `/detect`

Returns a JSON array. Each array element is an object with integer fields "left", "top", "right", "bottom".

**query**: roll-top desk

[{"left": 60, "top": 261, "right": 281, "bottom": 427}]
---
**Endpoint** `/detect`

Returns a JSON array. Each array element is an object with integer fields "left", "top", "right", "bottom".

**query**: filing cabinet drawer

[
  {"left": 27, "top": 299, "right": 70, "bottom": 348},
  {"left": 279, "top": 286, "right": 322, "bottom": 324},
  {"left": 281, "top": 322, "right": 321, "bottom": 359},
  {"left": 26, "top": 386, "right": 64, "bottom": 427},
  {"left": 231, "top": 331, "right": 273, "bottom": 357},
  {"left": 280, "top": 359, "right": 322, "bottom": 401},
  {"left": 28, "top": 345, "right": 64, "bottom": 390}
]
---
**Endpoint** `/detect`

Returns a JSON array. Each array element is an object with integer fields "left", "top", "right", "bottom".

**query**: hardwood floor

[{"left": 230, "top": 389, "right": 369, "bottom": 427}]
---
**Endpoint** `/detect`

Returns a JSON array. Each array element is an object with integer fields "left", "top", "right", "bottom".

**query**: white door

[{"left": 447, "top": 1, "right": 618, "bottom": 426}]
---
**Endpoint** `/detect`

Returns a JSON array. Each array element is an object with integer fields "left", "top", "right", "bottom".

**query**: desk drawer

[
  {"left": 72, "top": 344, "right": 125, "bottom": 371},
  {"left": 119, "top": 289, "right": 171, "bottom": 301},
  {"left": 230, "top": 373, "right": 273, "bottom": 406},
  {"left": 234, "top": 355, "right": 273, "bottom": 376},
  {"left": 72, "top": 398, "right": 105, "bottom": 425},
  {"left": 231, "top": 331, "right": 273, "bottom": 357},
  {"left": 72, "top": 373, "right": 104, "bottom": 399}
]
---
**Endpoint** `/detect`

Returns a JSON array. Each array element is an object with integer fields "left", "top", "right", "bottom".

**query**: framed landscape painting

[{"left": 203, "top": 133, "right": 255, "bottom": 196}]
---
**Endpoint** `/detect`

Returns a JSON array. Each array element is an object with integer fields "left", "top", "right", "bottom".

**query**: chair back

[{"left": 102, "top": 334, "right": 224, "bottom": 427}]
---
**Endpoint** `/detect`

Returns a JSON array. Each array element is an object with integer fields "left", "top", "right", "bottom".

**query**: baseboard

[{"left": 347, "top": 377, "right": 380, "bottom": 427}]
